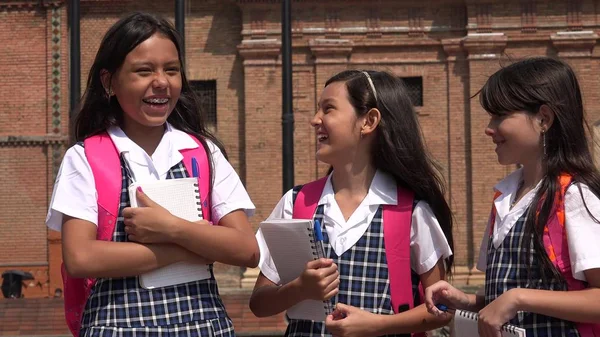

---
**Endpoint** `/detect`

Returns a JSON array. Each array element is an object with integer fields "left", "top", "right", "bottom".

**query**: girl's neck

[
  {"left": 330, "top": 162, "right": 376, "bottom": 198},
  {"left": 122, "top": 121, "right": 165, "bottom": 157},
  {"left": 520, "top": 159, "right": 545, "bottom": 189}
]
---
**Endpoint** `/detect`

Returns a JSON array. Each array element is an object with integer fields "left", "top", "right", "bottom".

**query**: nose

[
  {"left": 153, "top": 71, "right": 168, "bottom": 89},
  {"left": 310, "top": 110, "right": 322, "bottom": 128},
  {"left": 484, "top": 119, "right": 496, "bottom": 137}
]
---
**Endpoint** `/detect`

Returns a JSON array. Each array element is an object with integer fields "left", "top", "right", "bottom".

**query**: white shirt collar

[
  {"left": 106, "top": 122, "right": 200, "bottom": 180},
  {"left": 493, "top": 167, "right": 524, "bottom": 196},
  {"left": 318, "top": 169, "right": 397, "bottom": 206},
  {"left": 107, "top": 123, "right": 199, "bottom": 155}
]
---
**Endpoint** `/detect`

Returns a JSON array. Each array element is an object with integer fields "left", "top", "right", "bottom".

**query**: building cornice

[
  {"left": 0, "top": 0, "right": 64, "bottom": 10},
  {"left": 0, "top": 135, "right": 69, "bottom": 147}
]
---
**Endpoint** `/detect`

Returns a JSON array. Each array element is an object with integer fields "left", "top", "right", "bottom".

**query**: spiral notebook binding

[
  {"left": 306, "top": 224, "right": 333, "bottom": 315},
  {"left": 193, "top": 182, "right": 203, "bottom": 219},
  {"left": 457, "top": 309, "right": 522, "bottom": 334},
  {"left": 458, "top": 310, "right": 478, "bottom": 321},
  {"left": 307, "top": 227, "right": 319, "bottom": 260}
]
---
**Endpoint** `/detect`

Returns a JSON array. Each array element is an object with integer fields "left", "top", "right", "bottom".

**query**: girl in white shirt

[
  {"left": 250, "top": 70, "right": 454, "bottom": 337},
  {"left": 425, "top": 57, "right": 600, "bottom": 337},
  {"left": 47, "top": 12, "right": 258, "bottom": 337}
]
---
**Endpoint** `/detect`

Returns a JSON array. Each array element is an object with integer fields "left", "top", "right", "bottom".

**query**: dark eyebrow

[{"left": 130, "top": 60, "right": 181, "bottom": 67}]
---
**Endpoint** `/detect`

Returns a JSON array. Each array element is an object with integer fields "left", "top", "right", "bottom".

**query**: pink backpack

[
  {"left": 489, "top": 174, "right": 600, "bottom": 336},
  {"left": 292, "top": 177, "right": 426, "bottom": 337},
  {"left": 61, "top": 132, "right": 212, "bottom": 336}
]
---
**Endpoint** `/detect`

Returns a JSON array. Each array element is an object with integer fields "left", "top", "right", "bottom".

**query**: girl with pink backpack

[
  {"left": 425, "top": 57, "right": 600, "bottom": 337},
  {"left": 46, "top": 12, "right": 259, "bottom": 337},
  {"left": 250, "top": 70, "right": 455, "bottom": 337}
]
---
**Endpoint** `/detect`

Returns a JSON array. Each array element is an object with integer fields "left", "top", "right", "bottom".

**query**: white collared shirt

[
  {"left": 256, "top": 170, "right": 453, "bottom": 284},
  {"left": 477, "top": 168, "right": 600, "bottom": 282},
  {"left": 46, "top": 123, "right": 255, "bottom": 231}
]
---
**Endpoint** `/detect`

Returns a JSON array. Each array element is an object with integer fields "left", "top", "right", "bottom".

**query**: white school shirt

[
  {"left": 476, "top": 168, "right": 600, "bottom": 282},
  {"left": 46, "top": 123, "right": 255, "bottom": 231},
  {"left": 256, "top": 169, "right": 453, "bottom": 284}
]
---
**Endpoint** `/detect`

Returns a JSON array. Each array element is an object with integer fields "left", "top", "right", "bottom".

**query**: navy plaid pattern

[
  {"left": 286, "top": 186, "right": 418, "bottom": 337},
  {"left": 485, "top": 209, "right": 579, "bottom": 337},
  {"left": 78, "top": 145, "right": 234, "bottom": 337}
]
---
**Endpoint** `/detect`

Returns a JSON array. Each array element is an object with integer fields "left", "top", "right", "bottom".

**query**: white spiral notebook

[
  {"left": 128, "top": 177, "right": 211, "bottom": 289},
  {"left": 259, "top": 219, "right": 333, "bottom": 321},
  {"left": 452, "top": 309, "right": 526, "bottom": 337}
]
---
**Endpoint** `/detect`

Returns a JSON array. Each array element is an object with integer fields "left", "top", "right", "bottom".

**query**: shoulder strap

[
  {"left": 488, "top": 190, "right": 503, "bottom": 236},
  {"left": 292, "top": 177, "right": 328, "bottom": 219},
  {"left": 83, "top": 132, "right": 121, "bottom": 240},
  {"left": 382, "top": 186, "right": 415, "bottom": 314},
  {"left": 180, "top": 135, "right": 212, "bottom": 222}
]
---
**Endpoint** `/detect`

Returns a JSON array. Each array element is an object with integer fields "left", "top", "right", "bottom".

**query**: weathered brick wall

[{"left": 2, "top": 0, "right": 600, "bottom": 333}]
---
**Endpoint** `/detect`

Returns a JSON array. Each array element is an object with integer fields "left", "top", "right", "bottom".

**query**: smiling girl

[
  {"left": 425, "top": 57, "right": 600, "bottom": 337},
  {"left": 249, "top": 70, "right": 454, "bottom": 337},
  {"left": 46, "top": 12, "right": 259, "bottom": 337}
]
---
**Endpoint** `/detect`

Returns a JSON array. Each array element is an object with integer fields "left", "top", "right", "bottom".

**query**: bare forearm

[
  {"left": 377, "top": 304, "right": 452, "bottom": 335},
  {"left": 465, "top": 293, "right": 486, "bottom": 312},
  {"left": 516, "top": 288, "right": 600, "bottom": 323},
  {"left": 249, "top": 279, "right": 307, "bottom": 317},
  {"left": 171, "top": 221, "right": 259, "bottom": 267},
  {"left": 64, "top": 241, "right": 185, "bottom": 278}
]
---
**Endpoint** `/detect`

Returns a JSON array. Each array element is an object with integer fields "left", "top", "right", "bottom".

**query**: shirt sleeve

[
  {"left": 256, "top": 189, "right": 295, "bottom": 284},
  {"left": 207, "top": 141, "right": 256, "bottom": 224},
  {"left": 565, "top": 183, "right": 600, "bottom": 282},
  {"left": 45, "top": 145, "right": 98, "bottom": 231},
  {"left": 410, "top": 200, "right": 453, "bottom": 275}
]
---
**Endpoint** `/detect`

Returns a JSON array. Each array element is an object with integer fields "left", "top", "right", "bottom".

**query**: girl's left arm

[
  {"left": 170, "top": 209, "right": 260, "bottom": 268},
  {"left": 489, "top": 268, "right": 600, "bottom": 323},
  {"left": 325, "top": 259, "right": 452, "bottom": 337},
  {"left": 375, "top": 259, "right": 452, "bottom": 334},
  {"left": 123, "top": 191, "right": 259, "bottom": 268},
  {"left": 123, "top": 141, "right": 260, "bottom": 267}
]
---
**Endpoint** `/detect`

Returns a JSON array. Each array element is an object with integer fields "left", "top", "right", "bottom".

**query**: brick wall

[{"left": 2, "top": 0, "right": 600, "bottom": 334}]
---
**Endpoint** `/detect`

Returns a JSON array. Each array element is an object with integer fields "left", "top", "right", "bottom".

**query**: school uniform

[
  {"left": 477, "top": 168, "right": 600, "bottom": 337},
  {"left": 256, "top": 170, "right": 453, "bottom": 337},
  {"left": 47, "top": 123, "right": 255, "bottom": 337}
]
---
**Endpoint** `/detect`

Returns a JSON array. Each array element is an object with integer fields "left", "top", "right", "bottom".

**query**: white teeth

[
  {"left": 145, "top": 98, "right": 168, "bottom": 104},
  {"left": 317, "top": 135, "right": 328, "bottom": 141}
]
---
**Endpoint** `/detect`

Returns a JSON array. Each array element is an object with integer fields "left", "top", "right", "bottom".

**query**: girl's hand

[
  {"left": 478, "top": 289, "right": 520, "bottom": 337},
  {"left": 325, "top": 303, "right": 381, "bottom": 337},
  {"left": 298, "top": 258, "right": 340, "bottom": 301},
  {"left": 122, "top": 187, "right": 209, "bottom": 243},
  {"left": 424, "top": 280, "right": 470, "bottom": 316}
]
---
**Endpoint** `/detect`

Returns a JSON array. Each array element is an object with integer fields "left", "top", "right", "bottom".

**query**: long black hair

[
  {"left": 325, "top": 70, "right": 455, "bottom": 274},
  {"left": 479, "top": 56, "right": 600, "bottom": 285},
  {"left": 74, "top": 12, "right": 225, "bottom": 196}
]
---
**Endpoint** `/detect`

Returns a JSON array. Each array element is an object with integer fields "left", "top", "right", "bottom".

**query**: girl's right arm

[
  {"left": 424, "top": 280, "right": 485, "bottom": 315},
  {"left": 62, "top": 215, "right": 205, "bottom": 278},
  {"left": 249, "top": 258, "right": 339, "bottom": 317}
]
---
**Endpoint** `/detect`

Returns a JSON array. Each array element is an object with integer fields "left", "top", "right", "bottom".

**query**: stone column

[{"left": 237, "top": 39, "right": 282, "bottom": 288}]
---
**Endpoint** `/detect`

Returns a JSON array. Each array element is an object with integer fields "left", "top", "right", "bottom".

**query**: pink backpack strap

[
  {"left": 84, "top": 132, "right": 121, "bottom": 240},
  {"left": 382, "top": 187, "right": 415, "bottom": 315},
  {"left": 180, "top": 135, "right": 211, "bottom": 222},
  {"left": 62, "top": 132, "right": 121, "bottom": 337},
  {"left": 292, "top": 177, "right": 328, "bottom": 219},
  {"left": 542, "top": 174, "right": 600, "bottom": 337}
]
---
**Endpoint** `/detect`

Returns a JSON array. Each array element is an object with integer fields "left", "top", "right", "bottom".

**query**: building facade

[{"left": 1, "top": 0, "right": 600, "bottom": 334}]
